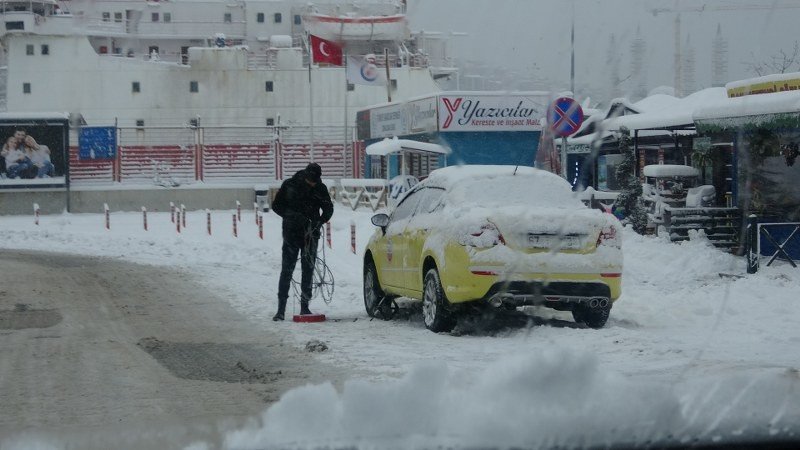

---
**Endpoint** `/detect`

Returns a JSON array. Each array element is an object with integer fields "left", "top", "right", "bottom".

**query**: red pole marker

[
  {"left": 350, "top": 221, "right": 356, "bottom": 254},
  {"left": 33, "top": 203, "right": 40, "bottom": 226},
  {"left": 104, "top": 203, "right": 110, "bottom": 230},
  {"left": 176, "top": 210, "right": 181, "bottom": 233},
  {"left": 142, "top": 206, "right": 148, "bottom": 231},
  {"left": 254, "top": 202, "right": 259, "bottom": 224},
  {"left": 170, "top": 202, "right": 175, "bottom": 223},
  {"left": 258, "top": 214, "right": 263, "bottom": 240},
  {"left": 326, "top": 222, "right": 332, "bottom": 248},
  {"left": 181, "top": 204, "right": 187, "bottom": 228},
  {"left": 237, "top": 200, "right": 242, "bottom": 222},
  {"left": 206, "top": 209, "right": 212, "bottom": 236},
  {"left": 233, "top": 214, "right": 238, "bottom": 238}
]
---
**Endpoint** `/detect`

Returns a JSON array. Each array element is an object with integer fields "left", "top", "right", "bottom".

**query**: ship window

[
  {"left": 151, "top": 13, "right": 159, "bottom": 22},
  {"left": 224, "top": 13, "right": 232, "bottom": 23},
  {"left": 265, "top": 81, "right": 273, "bottom": 92},
  {"left": 26, "top": 44, "right": 34, "bottom": 55},
  {"left": 136, "top": 120, "right": 145, "bottom": 128},
  {"left": 41, "top": 44, "right": 49, "bottom": 55},
  {"left": 294, "top": 15, "right": 301, "bottom": 25},
  {"left": 114, "top": 12, "right": 122, "bottom": 23},
  {"left": 164, "top": 13, "right": 171, "bottom": 23},
  {"left": 266, "top": 118, "right": 275, "bottom": 126},
  {"left": 190, "top": 81, "right": 199, "bottom": 93},
  {"left": 132, "top": 81, "right": 140, "bottom": 93},
  {"left": 274, "top": 13, "right": 282, "bottom": 23},
  {"left": 23, "top": 83, "right": 31, "bottom": 94},
  {"left": 391, "top": 79, "right": 398, "bottom": 90},
  {"left": 347, "top": 82, "right": 355, "bottom": 91},
  {"left": 102, "top": 12, "right": 110, "bottom": 22},
  {"left": 256, "top": 13, "right": 264, "bottom": 23},
  {"left": 5, "top": 21, "right": 24, "bottom": 31}
]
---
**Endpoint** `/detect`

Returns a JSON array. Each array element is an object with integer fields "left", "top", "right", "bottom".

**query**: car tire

[
  {"left": 422, "top": 268, "right": 455, "bottom": 333},
  {"left": 363, "top": 258, "right": 384, "bottom": 318},
  {"left": 572, "top": 304, "right": 611, "bottom": 329}
]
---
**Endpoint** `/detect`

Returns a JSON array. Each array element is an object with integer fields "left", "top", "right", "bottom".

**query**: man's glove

[{"left": 307, "top": 220, "right": 322, "bottom": 239}]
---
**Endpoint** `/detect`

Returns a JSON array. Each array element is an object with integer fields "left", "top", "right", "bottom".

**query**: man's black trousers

[{"left": 277, "top": 235, "right": 318, "bottom": 307}]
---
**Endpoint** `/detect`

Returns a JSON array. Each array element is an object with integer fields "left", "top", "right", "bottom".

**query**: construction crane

[{"left": 650, "top": 1, "right": 800, "bottom": 96}]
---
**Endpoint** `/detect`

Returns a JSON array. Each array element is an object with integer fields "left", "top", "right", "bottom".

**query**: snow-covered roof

[
  {"left": 366, "top": 138, "right": 450, "bottom": 156},
  {"left": 694, "top": 90, "right": 800, "bottom": 124},
  {"left": 642, "top": 164, "right": 700, "bottom": 178},
  {"left": 613, "top": 87, "right": 728, "bottom": 131},
  {"left": 0, "top": 112, "right": 70, "bottom": 121}
]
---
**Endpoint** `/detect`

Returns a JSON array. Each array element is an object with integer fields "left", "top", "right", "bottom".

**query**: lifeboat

[{"left": 302, "top": 13, "right": 409, "bottom": 41}]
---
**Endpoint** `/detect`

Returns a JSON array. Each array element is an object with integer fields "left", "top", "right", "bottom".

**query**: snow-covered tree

[
  {"left": 629, "top": 26, "right": 647, "bottom": 100},
  {"left": 711, "top": 24, "right": 729, "bottom": 87},
  {"left": 614, "top": 127, "right": 647, "bottom": 234}
]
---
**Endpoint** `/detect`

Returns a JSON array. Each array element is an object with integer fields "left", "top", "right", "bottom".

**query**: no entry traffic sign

[{"left": 548, "top": 97, "right": 584, "bottom": 137}]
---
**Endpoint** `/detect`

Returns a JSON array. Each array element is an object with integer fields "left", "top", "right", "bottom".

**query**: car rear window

[{"left": 447, "top": 173, "right": 586, "bottom": 209}]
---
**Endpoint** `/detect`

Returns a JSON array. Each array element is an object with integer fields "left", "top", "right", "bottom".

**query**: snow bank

[
  {"left": 222, "top": 347, "right": 800, "bottom": 449},
  {"left": 223, "top": 349, "right": 682, "bottom": 449}
]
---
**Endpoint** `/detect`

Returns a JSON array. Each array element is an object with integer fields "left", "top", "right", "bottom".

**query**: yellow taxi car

[{"left": 363, "top": 165, "right": 623, "bottom": 332}]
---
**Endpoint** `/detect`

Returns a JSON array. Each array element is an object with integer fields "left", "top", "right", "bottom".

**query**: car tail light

[
  {"left": 459, "top": 222, "right": 506, "bottom": 247},
  {"left": 596, "top": 225, "right": 620, "bottom": 248}
]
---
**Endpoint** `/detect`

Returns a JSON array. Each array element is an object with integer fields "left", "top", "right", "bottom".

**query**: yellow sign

[{"left": 727, "top": 76, "right": 800, "bottom": 98}]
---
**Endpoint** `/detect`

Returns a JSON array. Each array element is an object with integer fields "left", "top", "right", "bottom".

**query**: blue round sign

[{"left": 548, "top": 97, "right": 584, "bottom": 137}]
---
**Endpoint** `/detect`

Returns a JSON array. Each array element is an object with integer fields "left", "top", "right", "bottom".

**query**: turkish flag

[{"left": 310, "top": 35, "right": 343, "bottom": 66}]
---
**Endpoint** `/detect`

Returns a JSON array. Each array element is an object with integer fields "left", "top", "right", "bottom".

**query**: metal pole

[
  {"left": 307, "top": 33, "right": 315, "bottom": 162},
  {"left": 344, "top": 51, "right": 349, "bottom": 174},
  {"left": 570, "top": 0, "right": 575, "bottom": 95},
  {"left": 384, "top": 48, "right": 391, "bottom": 103},
  {"left": 747, "top": 214, "right": 759, "bottom": 274},
  {"left": 561, "top": 136, "right": 568, "bottom": 178}
]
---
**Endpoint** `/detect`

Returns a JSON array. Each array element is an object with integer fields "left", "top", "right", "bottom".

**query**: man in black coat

[{"left": 271, "top": 163, "right": 334, "bottom": 320}]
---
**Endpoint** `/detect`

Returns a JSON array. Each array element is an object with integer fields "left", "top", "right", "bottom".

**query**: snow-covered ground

[{"left": 2, "top": 205, "right": 800, "bottom": 448}]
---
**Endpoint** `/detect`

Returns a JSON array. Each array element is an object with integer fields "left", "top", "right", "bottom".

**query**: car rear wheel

[
  {"left": 422, "top": 268, "right": 455, "bottom": 333},
  {"left": 572, "top": 303, "right": 612, "bottom": 329},
  {"left": 363, "top": 259, "right": 383, "bottom": 318}
]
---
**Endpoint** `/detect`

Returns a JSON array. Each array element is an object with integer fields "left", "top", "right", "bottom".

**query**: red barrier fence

[{"left": 69, "top": 125, "right": 358, "bottom": 184}]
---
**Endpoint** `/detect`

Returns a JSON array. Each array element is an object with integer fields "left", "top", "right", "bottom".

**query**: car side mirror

[{"left": 371, "top": 213, "right": 389, "bottom": 233}]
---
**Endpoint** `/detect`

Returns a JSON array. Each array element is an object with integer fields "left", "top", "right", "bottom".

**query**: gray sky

[{"left": 406, "top": 0, "right": 800, "bottom": 99}]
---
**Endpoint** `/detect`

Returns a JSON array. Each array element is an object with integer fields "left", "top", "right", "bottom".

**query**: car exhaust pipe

[{"left": 586, "top": 297, "right": 609, "bottom": 309}]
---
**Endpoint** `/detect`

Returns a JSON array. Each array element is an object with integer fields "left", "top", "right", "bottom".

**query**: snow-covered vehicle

[
  {"left": 642, "top": 164, "right": 715, "bottom": 225},
  {"left": 363, "top": 165, "right": 623, "bottom": 332}
]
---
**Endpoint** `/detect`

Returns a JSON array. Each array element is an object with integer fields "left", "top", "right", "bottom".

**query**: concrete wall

[{"left": 0, "top": 186, "right": 266, "bottom": 215}]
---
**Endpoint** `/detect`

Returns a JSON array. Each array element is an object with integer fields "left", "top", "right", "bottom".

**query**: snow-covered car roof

[
  {"left": 642, "top": 164, "right": 700, "bottom": 178},
  {"left": 423, "top": 165, "right": 586, "bottom": 209}
]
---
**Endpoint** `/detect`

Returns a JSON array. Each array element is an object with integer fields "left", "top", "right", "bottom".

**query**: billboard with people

[{"left": 0, "top": 116, "right": 69, "bottom": 187}]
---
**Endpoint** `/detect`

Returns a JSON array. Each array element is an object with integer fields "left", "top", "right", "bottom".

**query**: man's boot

[
  {"left": 300, "top": 301, "right": 312, "bottom": 316},
  {"left": 273, "top": 298, "right": 286, "bottom": 321}
]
